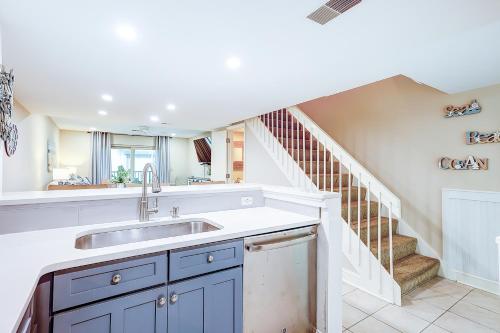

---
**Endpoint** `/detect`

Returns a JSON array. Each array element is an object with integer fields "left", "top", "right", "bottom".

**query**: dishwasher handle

[{"left": 245, "top": 233, "right": 317, "bottom": 252}]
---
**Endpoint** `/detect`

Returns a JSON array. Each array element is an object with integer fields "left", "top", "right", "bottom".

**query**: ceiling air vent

[{"left": 307, "top": 0, "right": 361, "bottom": 25}]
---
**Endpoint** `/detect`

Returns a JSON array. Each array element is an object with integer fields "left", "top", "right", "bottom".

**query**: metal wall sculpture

[
  {"left": 466, "top": 130, "right": 500, "bottom": 145},
  {"left": 444, "top": 99, "right": 481, "bottom": 118},
  {"left": 0, "top": 65, "right": 18, "bottom": 156},
  {"left": 439, "top": 156, "right": 488, "bottom": 170}
]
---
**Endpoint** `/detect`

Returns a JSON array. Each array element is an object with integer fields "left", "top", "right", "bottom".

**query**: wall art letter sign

[
  {"left": 439, "top": 156, "right": 488, "bottom": 170},
  {"left": 466, "top": 130, "right": 500, "bottom": 145},
  {"left": 0, "top": 65, "right": 18, "bottom": 156},
  {"left": 444, "top": 99, "right": 481, "bottom": 118}
]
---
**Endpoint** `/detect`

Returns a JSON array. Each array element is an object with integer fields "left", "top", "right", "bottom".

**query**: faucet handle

[{"left": 170, "top": 206, "right": 179, "bottom": 218}]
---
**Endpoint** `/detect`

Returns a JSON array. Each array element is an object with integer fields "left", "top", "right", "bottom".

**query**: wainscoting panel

[{"left": 443, "top": 189, "right": 500, "bottom": 293}]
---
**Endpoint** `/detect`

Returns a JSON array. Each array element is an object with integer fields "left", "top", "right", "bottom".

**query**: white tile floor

[{"left": 342, "top": 278, "right": 500, "bottom": 333}]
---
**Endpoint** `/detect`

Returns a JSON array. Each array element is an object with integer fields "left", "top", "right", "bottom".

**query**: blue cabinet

[
  {"left": 53, "top": 286, "right": 168, "bottom": 333},
  {"left": 168, "top": 267, "right": 243, "bottom": 333},
  {"left": 49, "top": 241, "right": 243, "bottom": 333}
]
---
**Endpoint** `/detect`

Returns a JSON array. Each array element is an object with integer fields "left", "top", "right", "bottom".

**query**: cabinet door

[
  {"left": 53, "top": 286, "right": 168, "bottom": 333},
  {"left": 168, "top": 267, "right": 242, "bottom": 333}
]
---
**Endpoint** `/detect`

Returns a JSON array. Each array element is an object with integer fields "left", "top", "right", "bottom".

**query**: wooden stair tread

[{"left": 393, "top": 254, "right": 440, "bottom": 294}]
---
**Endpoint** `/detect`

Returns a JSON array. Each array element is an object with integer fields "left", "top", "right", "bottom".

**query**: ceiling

[{"left": 1, "top": 0, "right": 500, "bottom": 137}]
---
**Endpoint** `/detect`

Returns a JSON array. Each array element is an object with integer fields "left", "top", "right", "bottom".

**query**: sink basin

[{"left": 75, "top": 219, "right": 221, "bottom": 250}]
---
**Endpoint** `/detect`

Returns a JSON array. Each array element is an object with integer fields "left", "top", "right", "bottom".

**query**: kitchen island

[{"left": 0, "top": 184, "right": 342, "bottom": 333}]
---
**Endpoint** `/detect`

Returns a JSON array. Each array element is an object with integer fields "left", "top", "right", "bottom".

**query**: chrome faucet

[{"left": 139, "top": 163, "right": 162, "bottom": 222}]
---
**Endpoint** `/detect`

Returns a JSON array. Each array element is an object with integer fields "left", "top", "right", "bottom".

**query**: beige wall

[
  {"left": 2, "top": 101, "right": 60, "bottom": 191},
  {"left": 59, "top": 130, "right": 91, "bottom": 178},
  {"left": 299, "top": 75, "right": 500, "bottom": 256}
]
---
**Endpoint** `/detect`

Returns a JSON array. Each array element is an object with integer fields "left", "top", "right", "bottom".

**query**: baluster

[
  {"left": 348, "top": 163, "right": 352, "bottom": 253},
  {"left": 358, "top": 172, "right": 362, "bottom": 265},
  {"left": 302, "top": 117, "right": 306, "bottom": 190},
  {"left": 338, "top": 155, "right": 343, "bottom": 196},
  {"left": 280, "top": 109, "right": 284, "bottom": 165},
  {"left": 389, "top": 202, "right": 394, "bottom": 279},
  {"left": 367, "top": 182, "right": 371, "bottom": 279},
  {"left": 330, "top": 149, "right": 334, "bottom": 192},
  {"left": 290, "top": 116, "right": 295, "bottom": 172},
  {"left": 266, "top": 113, "right": 270, "bottom": 147},
  {"left": 293, "top": 114, "right": 301, "bottom": 187},
  {"left": 272, "top": 111, "right": 275, "bottom": 153},
  {"left": 310, "top": 130, "right": 313, "bottom": 190},
  {"left": 323, "top": 141, "right": 326, "bottom": 191},
  {"left": 378, "top": 192, "right": 382, "bottom": 266},
  {"left": 316, "top": 132, "right": 320, "bottom": 191},
  {"left": 286, "top": 110, "right": 289, "bottom": 173}
]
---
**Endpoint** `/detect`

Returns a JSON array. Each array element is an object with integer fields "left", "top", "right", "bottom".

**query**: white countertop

[{"left": 0, "top": 206, "right": 320, "bottom": 332}]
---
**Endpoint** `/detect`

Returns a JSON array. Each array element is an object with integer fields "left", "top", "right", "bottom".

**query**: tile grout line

[
  {"left": 422, "top": 288, "right": 474, "bottom": 332},
  {"left": 445, "top": 290, "right": 500, "bottom": 332}
]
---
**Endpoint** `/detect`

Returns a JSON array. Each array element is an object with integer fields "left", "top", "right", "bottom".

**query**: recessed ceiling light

[
  {"left": 150, "top": 115, "right": 160, "bottom": 122},
  {"left": 115, "top": 24, "right": 138, "bottom": 41},
  {"left": 226, "top": 56, "right": 241, "bottom": 70},
  {"left": 89, "top": 127, "right": 97, "bottom": 131},
  {"left": 166, "top": 104, "right": 176, "bottom": 111},
  {"left": 98, "top": 110, "right": 108, "bottom": 116},
  {"left": 101, "top": 94, "right": 113, "bottom": 102},
  {"left": 171, "top": 133, "right": 177, "bottom": 137}
]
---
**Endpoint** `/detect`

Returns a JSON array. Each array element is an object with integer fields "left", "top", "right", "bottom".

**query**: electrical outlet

[{"left": 241, "top": 196, "right": 253, "bottom": 206}]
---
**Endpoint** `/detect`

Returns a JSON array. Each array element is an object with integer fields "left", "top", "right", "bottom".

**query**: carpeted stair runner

[{"left": 263, "top": 113, "right": 440, "bottom": 295}]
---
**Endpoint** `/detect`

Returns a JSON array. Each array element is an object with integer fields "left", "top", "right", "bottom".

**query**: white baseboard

[{"left": 454, "top": 271, "right": 500, "bottom": 296}]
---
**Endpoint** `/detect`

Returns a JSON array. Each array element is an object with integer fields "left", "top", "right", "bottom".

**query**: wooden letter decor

[
  {"left": 466, "top": 130, "right": 500, "bottom": 145},
  {"left": 439, "top": 156, "right": 488, "bottom": 170},
  {"left": 444, "top": 99, "right": 481, "bottom": 118}
]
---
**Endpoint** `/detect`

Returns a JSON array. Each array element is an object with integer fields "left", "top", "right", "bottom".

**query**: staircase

[{"left": 246, "top": 107, "right": 440, "bottom": 304}]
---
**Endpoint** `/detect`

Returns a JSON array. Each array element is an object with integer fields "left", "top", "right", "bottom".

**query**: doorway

[{"left": 227, "top": 125, "right": 245, "bottom": 183}]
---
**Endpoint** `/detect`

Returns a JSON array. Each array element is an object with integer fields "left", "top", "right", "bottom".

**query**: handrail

[
  {"left": 246, "top": 106, "right": 402, "bottom": 304},
  {"left": 287, "top": 106, "right": 402, "bottom": 219}
]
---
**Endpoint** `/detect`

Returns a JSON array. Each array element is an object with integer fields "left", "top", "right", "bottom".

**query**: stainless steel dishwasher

[{"left": 243, "top": 225, "right": 317, "bottom": 333}]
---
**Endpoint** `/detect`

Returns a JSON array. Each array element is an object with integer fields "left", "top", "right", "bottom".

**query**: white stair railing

[{"left": 246, "top": 107, "right": 402, "bottom": 304}]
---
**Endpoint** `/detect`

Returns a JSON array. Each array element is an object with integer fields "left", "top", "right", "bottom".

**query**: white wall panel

[{"left": 443, "top": 189, "right": 500, "bottom": 293}]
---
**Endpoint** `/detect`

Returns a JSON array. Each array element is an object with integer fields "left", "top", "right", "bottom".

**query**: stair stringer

[{"left": 245, "top": 117, "right": 402, "bottom": 304}]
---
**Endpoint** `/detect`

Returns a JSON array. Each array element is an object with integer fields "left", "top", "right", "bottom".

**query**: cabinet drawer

[
  {"left": 169, "top": 239, "right": 243, "bottom": 281},
  {"left": 53, "top": 253, "right": 167, "bottom": 311}
]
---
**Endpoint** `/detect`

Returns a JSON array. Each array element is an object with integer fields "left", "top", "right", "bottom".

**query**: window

[{"left": 111, "top": 147, "right": 156, "bottom": 183}]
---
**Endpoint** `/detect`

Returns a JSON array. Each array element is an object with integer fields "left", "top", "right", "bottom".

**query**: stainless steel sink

[{"left": 75, "top": 219, "right": 221, "bottom": 250}]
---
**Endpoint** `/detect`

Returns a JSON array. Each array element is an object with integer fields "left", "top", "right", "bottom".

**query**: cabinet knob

[
  {"left": 207, "top": 254, "right": 214, "bottom": 263},
  {"left": 111, "top": 273, "right": 122, "bottom": 285},
  {"left": 157, "top": 295, "right": 167, "bottom": 307},
  {"left": 170, "top": 293, "right": 178, "bottom": 304}
]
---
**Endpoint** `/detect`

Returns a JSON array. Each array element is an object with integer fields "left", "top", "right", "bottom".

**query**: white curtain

[
  {"left": 91, "top": 131, "right": 111, "bottom": 184},
  {"left": 155, "top": 136, "right": 170, "bottom": 184}
]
